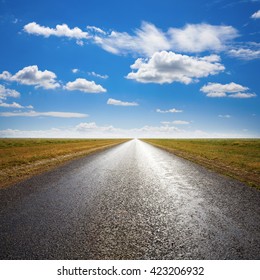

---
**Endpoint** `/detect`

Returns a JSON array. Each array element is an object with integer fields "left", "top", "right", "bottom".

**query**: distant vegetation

[
  {"left": 0, "top": 138, "right": 129, "bottom": 188},
  {"left": 142, "top": 139, "right": 260, "bottom": 189}
]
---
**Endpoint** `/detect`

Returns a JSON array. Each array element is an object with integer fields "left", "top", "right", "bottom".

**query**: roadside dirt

[
  {"left": 0, "top": 142, "right": 124, "bottom": 189},
  {"left": 146, "top": 143, "right": 260, "bottom": 189}
]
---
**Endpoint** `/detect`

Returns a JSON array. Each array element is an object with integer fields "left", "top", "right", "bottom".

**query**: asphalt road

[{"left": 0, "top": 139, "right": 259, "bottom": 259}]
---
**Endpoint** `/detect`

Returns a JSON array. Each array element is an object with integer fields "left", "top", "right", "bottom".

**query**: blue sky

[{"left": 0, "top": 0, "right": 259, "bottom": 138}]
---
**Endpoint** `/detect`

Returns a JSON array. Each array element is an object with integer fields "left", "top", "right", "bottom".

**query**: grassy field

[
  {"left": 0, "top": 138, "right": 129, "bottom": 189},
  {"left": 142, "top": 139, "right": 260, "bottom": 189}
]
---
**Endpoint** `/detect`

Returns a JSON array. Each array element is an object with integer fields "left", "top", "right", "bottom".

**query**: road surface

[{"left": 0, "top": 139, "right": 259, "bottom": 259}]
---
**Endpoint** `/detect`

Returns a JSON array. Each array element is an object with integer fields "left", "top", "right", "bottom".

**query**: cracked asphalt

[{"left": 0, "top": 139, "right": 259, "bottom": 259}]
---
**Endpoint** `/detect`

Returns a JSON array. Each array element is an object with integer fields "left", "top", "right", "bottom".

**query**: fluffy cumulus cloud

[
  {"left": 201, "top": 82, "right": 257, "bottom": 98},
  {"left": 156, "top": 108, "right": 183, "bottom": 113},
  {"left": 24, "top": 22, "right": 89, "bottom": 39},
  {"left": 0, "top": 111, "right": 88, "bottom": 118},
  {"left": 64, "top": 78, "right": 106, "bottom": 93},
  {"left": 127, "top": 51, "right": 224, "bottom": 84},
  {"left": 107, "top": 98, "right": 138, "bottom": 106},
  {"left": 251, "top": 10, "right": 260, "bottom": 19},
  {"left": 0, "top": 65, "right": 60, "bottom": 89}
]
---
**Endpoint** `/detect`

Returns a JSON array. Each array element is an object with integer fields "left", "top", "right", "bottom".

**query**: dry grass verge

[
  {"left": 142, "top": 139, "right": 260, "bottom": 189},
  {"left": 0, "top": 138, "right": 129, "bottom": 189}
]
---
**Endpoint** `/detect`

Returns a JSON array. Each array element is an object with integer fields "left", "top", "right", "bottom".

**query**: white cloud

[
  {"left": 0, "top": 85, "right": 20, "bottom": 99},
  {"left": 25, "top": 21, "right": 239, "bottom": 56},
  {"left": 228, "top": 48, "right": 260, "bottom": 60},
  {"left": 0, "top": 101, "right": 23, "bottom": 108},
  {"left": 251, "top": 10, "right": 260, "bottom": 19},
  {"left": 86, "top": 25, "right": 106, "bottom": 35},
  {"left": 75, "top": 122, "right": 116, "bottom": 133},
  {"left": 94, "top": 22, "right": 171, "bottom": 56},
  {"left": 161, "top": 120, "right": 190, "bottom": 125},
  {"left": 127, "top": 51, "right": 224, "bottom": 84},
  {"left": 156, "top": 108, "right": 183, "bottom": 113},
  {"left": 0, "top": 71, "right": 12, "bottom": 81},
  {"left": 0, "top": 65, "right": 60, "bottom": 89},
  {"left": 0, "top": 124, "right": 117, "bottom": 138},
  {"left": 73, "top": 123, "right": 183, "bottom": 137},
  {"left": 201, "top": 82, "right": 248, "bottom": 93},
  {"left": 107, "top": 98, "right": 139, "bottom": 106},
  {"left": 0, "top": 85, "right": 33, "bottom": 108},
  {"left": 229, "top": 92, "right": 257, "bottom": 98},
  {"left": 64, "top": 78, "right": 106, "bottom": 93},
  {"left": 75, "top": 122, "right": 98, "bottom": 130},
  {"left": 168, "top": 23, "right": 238, "bottom": 53},
  {"left": 201, "top": 82, "right": 256, "bottom": 98},
  {"left": 0, "top": 111, "right": 88, "bottom": 118},
  {"left": 24, "top": 22, "right": 89, "bottom": 39},
  {"left": 71, "top": 69, "right": 109, "bottom": 79},
  {"left": 0, "top": 124, "right": 255, "bottom": 138},
  {"left": 0, "top": 101, "right": 33, "bottom": 108},
  {"left": 206, "top": 92, "right": 227, "bottom": 97},
  {"left": 94, "top": 22, "right": 238, "bottom": 56},
  {"left": 76, "top": 40, "right": 84, "bottom": 46},
  {"left": 88, "top": 71, "right": 109, "bottom": 79},
  {"left": 171, "top": 120, "right": 190, "bottom": 125},
  {"left": 138, "top": 125, "right": 180, "bottom": 134},
  {"left": 218, "top": 114, "right": 231, "bottom": 118}
]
